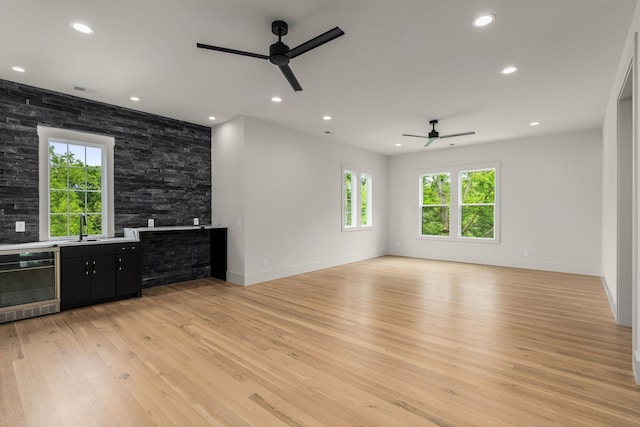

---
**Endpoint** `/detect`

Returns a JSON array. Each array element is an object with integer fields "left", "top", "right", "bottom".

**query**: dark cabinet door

[
  {"left": 60, "top": 242, "right": 141, "bottom": 310},
  {"left": 60, "top": 257, "right": 92, "bottom": 308},
  {"left": 117, "top": 253, "right": 141, "bottom": 296},
  {"left": 210, "top": 228, "right": 227, "bottom": 280},
  {"left": 90, "top": 254, "right": 117, "bottom": 300}
]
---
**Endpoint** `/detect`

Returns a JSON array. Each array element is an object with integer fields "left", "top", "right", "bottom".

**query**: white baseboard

[
  {"left": 241, "top": 251, "right": 383, "bottom": 286},
  {"left": 232, "top": 251, "right": 601, "bottom": 286},
  {"left": 386, "top": 250, "right": 600, "bottom": 276},
  {"left": 225, "top": 271, "right": 245, "bottom": 286},
  {"left": 600, "top": 276, "right": 618, "bottom": 323},
  {"left": 634, "top": 351, "right": 640, "bottom": 385}
]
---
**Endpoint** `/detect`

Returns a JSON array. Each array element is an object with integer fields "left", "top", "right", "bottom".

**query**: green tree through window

[
  {"left": 360, "top": 173, "right": 372, "bottom": 227},
  {"left": 343, "top": 170, "right": 355, "bottom": 227},
  {"left": 420, "top": 166, "right": 497, "bottom": 240},
  {"left": 342, "top": 165, "right": 373, "bottom": 230},
  {"left": 421, "top": 173, "right": 451, "bottom": 236},
  {"left": 460, "top": 169, "right": 495, "bottom": 238},
  {"left": 49, "top": 142, "right": 103, "bottom": 237}
]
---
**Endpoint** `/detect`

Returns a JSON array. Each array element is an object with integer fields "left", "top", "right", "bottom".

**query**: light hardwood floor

[{"left": 1, "top": 256, "right": 639, "bottom": 426}]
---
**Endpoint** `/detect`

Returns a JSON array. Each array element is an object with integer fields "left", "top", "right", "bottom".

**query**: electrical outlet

[
  {"left": 15, "top": 221, "right": 25, "bottom": 232},
  {"left": 523, "top": 248, "right": 530, "bottom": 257},
  {"left": 148, "top": 218, "right": 154, "bottom": 228},
  {"left": 262, "top": 258, "right": 268, "bottom": 267},
  {"left": 396, "top": 240, "right": 401, "bottom": 246},
  {"left": 193, "top": 217, "right": 199, "bottom": 226}
]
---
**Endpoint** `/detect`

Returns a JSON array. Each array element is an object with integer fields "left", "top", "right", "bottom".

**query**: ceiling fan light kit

[{"left": 197, "top": 20, "right": 344, "bottom": 92}]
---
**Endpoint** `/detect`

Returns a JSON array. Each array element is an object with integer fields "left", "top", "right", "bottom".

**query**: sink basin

[{"left": 68, "top": 239, "right": 100, "bottom": 243}]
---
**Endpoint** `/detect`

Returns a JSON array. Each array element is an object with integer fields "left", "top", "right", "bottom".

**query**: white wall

[
  {"left": 212, "top": 116, "right": 246, "bottom": 284},
  {"left": 602, "top": 0, "right": 640, "bottom": 383},
  {"left": 387, "top": 129, "right": 602, "bottom": 276},
  {"left": 212, "top": 116, "right": 387, "bottom": 286}
]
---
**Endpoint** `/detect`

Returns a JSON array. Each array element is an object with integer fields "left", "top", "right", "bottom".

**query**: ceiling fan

[
  {"left": 403, "top": 120, "right": 476, "bottom": 147},
  {"left": 197, "top": 20, "right": 344, "bottom": 92}
]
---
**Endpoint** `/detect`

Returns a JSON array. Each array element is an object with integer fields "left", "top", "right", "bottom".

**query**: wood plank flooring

[{"left": 1, "top": 256, "right": 639, "bottom": 426}]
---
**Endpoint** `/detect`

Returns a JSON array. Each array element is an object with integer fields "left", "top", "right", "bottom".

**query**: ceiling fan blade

[
  {"left": 439, "top": 131, "right": 476, "bottom": 139},
  {"left": 287, "top": 27, "right": 345, "bottom": 59},
  {"left": 196, "top": 43, "right": 269, "bottom": 60},
  {"left": 279, "top": 65, "right": 303, "bottom": 91},
  {"left": 401, "top": 133, "right": 429, "bottom": 139},
  {"left": 402, "top": 133, "right": 440, "bottom": 147},
  {"left": 424, "top": 138, "right": 438, "bottom": 148}
]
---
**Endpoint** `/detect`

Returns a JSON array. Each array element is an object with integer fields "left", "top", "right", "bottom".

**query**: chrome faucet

[{"left": 79, "top": 214, "right": 87, "bottom": 241}]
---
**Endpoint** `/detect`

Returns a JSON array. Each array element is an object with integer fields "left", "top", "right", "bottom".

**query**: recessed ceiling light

[
  {"left": 529, "top": 121, "right": 541, "bottom": 126},
  {"left": 323, "top": 115, "right": 332, "bottom": 121},
  {"left": 474, "top": 14, "right": 495, "bottom": 27},
  {"left": 130, "top": 96, "right": 140, "bottom": 102},
  {"left": 501, "top": 66, "right": 518, "bottom": 75},
  {"left": 209, "top": 116, "right": 216, "bottom": 121},
  {"left": 395, "top": 143, "right": 402, "bottom": 147},
  {"left": 12, "top": 66, "right": 25, "bottom": 73},
  {"left": 70, "top": 22, "right": 95, "bottom": 34},
  {"left": 271, "top": 96, "right": 282, "bottom": 103}
]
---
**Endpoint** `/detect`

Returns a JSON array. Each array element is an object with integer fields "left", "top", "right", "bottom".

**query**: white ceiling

[{"left": 1, "top": 0, "right": 636, "bottom": 155}]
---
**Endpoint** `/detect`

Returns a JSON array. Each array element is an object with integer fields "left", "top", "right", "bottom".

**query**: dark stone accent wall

[
  {"left": 0, "top": 79, "right": 211, "bottom": 244},
  {"left": 139, "top": 230, "right": 211, "bottom": 287}
]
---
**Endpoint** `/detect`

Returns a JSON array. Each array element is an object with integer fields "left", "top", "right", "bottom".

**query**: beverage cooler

[{"left": 0, "top": 247, "right": 60, "bottom": 323}]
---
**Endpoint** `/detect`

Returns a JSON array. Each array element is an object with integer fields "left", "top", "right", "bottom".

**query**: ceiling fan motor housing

[
  {"left": 269, "top": 41, "right": 290, "bottom": 65},
  {"left": 429, "top": 120, "right": 439, "bottom": 138},
  {"left": 269, "top": 21, "right": 291, "bottom": 66}
]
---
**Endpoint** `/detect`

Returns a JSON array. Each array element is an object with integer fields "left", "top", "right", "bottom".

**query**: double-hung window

[
  {"left": 342, "top": 164, "right": 373, "bottom": 230},
  {"left": 459, "top": 169, "right": 496, "bottom": 238},
  {"left": 419, "top": 163, "right": 498, "bottom": 241},
  {"left": 420, "top": 172, "right": 451, "bottom": 236},
  {"left": 38, "top": 126, "right": 115, "bottom": 240}
]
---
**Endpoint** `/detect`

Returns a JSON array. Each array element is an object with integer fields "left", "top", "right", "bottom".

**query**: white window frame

[
  {"left": 342, "top": 163, "right": 373, "bottom": 231},
  {"left": 418, "top": 162, "right": 499, "bottom": 242},
  {"left": 38, "top": 126, "right": 115, "bottom": 241}
]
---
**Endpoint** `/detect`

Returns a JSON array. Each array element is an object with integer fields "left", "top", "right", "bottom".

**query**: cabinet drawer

[
  {"left": 116, "top": 244, "right": 139, "bottom": 254},
  {"left": 61, "top": 243, "right": 116, "bottom": 259}
]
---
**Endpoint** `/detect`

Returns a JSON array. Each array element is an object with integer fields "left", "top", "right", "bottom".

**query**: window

[
  {"left": 419, "top": 164, "right": 498, "bottom": 241},
  {"left": 343, "top": 169, "right": 356, "bottom": 228},
  {"left": 49, "top": 142, "right": 103, "bottom": 237},
  {"left": 360, "top": 173, "right": 372, "bottom": 227},
  {"left": 420, "top": 172, "right": 451, "bottom": 236},
  {"left": 38, "top": 126, "right": 114, "bottom": 240},
  {"left": 342, "top": 164, "right": 373, "bottom": 230},
  {"left": 459, "top": 169, "right": 495, "bottom": 238}
]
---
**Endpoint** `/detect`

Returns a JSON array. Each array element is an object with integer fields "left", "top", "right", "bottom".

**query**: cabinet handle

[
  {"left": 93, "top": 259, "right": 96, "bottom": 275},
  {"left": 85, "top": 261, "right": 89, "bottom": 275},
  {"left": 118, "top": 257, "right": 122, "bottom": 271}
]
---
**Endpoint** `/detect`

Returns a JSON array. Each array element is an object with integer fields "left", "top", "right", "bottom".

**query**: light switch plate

[
  {"left": 193, "top": 218, "right": 199, "bottom": 226},
  {"left": 15, "top": 221, "right": 25, "bottom": 232},
  {"left": 148, "top": 219, "right": 154, "bottom": 228}
]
